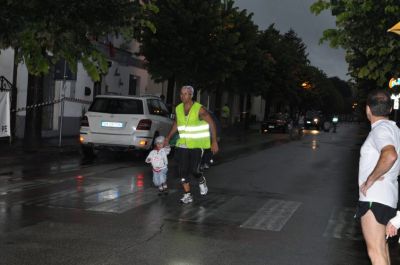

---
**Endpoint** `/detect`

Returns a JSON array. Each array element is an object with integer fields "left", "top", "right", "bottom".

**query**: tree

[
  {"left": 256, "top": 26, "right": 310, "bottom": 118},
  {"left": 139, "top": 0, "right": 254, "bottom": 103},
  {"left": 329, "top": 76, "right": 354, "bottom": 113},
  {"left": 0, "top": 0, "right": 155, "bottom": 143},
  {"left": 218, "top": 3, "right": 261, "bottom": 110},
  {"left": 310, "top": 0, "right": 400, "bottom": 90},
  {"left": 300, "top": 66, "right": 345, "bottom": 114}
]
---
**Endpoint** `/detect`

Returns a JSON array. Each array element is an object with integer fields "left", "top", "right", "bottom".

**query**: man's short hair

[
  {"left": 181, "top": 85, "right": 194, "bottom": 95},
  {"left": 367, "top": 89, "right": 392, "bottom": 117}
]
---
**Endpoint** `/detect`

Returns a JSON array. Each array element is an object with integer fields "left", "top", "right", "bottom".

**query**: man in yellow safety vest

[{"left": 165, "top": 85, "right": 219, "bottom": 203}]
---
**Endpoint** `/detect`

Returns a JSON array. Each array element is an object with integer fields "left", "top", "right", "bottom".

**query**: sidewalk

[{"left": 0, "top": 136, "right": 81, "bottom": 158}]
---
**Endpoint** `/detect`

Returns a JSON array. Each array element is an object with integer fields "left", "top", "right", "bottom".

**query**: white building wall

[{"left": 0, "top": 48, "right": 14, "bottom": 81}]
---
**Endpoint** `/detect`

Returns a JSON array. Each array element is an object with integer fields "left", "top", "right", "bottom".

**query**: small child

[{"left": 145, "top": 136, "right": 170, "bottom": 195}]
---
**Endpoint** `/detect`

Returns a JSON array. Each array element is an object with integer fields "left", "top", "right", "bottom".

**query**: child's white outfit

[{"left": 145, "top": 146, "right": 170, "bottom": 192}]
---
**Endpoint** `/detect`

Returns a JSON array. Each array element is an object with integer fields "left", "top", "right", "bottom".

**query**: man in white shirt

[{"left": 355, "top": 89, "right": 400, "bottom": 265}]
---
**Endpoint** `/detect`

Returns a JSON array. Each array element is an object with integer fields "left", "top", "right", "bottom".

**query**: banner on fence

[{"left": 0, "top": 91, "right": 10, "bottom": 137}]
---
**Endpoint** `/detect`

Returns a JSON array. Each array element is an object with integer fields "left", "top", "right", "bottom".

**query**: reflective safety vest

[{"left": 176, "top": 102, "right": 210, "bottom": 149}]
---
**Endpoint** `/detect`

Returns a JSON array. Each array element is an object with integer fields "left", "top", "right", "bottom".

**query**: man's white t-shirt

[{"left": 359, "top": 119, "right": 400, "bottom": 208}]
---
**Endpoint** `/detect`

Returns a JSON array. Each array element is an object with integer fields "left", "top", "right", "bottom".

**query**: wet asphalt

[{"left": 0, "top": 123, "right": 399, "bottom": 265}]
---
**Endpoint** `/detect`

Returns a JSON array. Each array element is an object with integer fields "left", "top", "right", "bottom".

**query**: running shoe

[{"left": 199, "top": 179, "right": 208, "bottom": 195}]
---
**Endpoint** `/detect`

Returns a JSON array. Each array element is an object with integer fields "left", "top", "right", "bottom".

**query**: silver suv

[{"left": 79, "top": 95, "right": 173, "bottom": 155}]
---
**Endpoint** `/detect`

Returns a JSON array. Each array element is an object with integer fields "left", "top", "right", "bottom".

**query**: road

[{"left": 0, "top": 123, "right": 399, "bottom": 265}]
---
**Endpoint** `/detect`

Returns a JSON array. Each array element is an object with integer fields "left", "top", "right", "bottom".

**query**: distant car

[
  {"left": 304, "top": 111, "right": 322, "bottom": 130},
  {"left": 261, "top": 113, "right": 291, "bottom": 133},
  {"left": 79, "top": 95, "right": 173, "bottom": 156}
]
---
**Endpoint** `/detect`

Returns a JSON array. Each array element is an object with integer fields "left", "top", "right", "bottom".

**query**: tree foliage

[
  {"left": 0, "top": 0, "right": 156, "bottom": 81},
  {"left": 139, "top": 0, "right": 348, "bottom": 116},
  {"left": 139, "top": 0, "right": 255, "bottom": 91},
  {"left": 256, "top": 26, "right": 310, "bottom": 110},
  {"left": 310, "top": 0, "right": 400, "bottom": 89}
]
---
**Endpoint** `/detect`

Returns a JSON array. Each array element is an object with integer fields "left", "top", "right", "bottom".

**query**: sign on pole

[
  {"left": 391, "top": 94, "right": 400, "bottom": 110},
  {"left": 0, "top": 91, "right": 10, "bottom": 137}
]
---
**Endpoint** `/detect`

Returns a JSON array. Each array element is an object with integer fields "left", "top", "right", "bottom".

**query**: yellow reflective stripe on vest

[{"left": 177, "top": 124, "right": 209, "bottom": 132}]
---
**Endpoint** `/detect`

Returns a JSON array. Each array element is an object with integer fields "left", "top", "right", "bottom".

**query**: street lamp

[{"left": 301, "top": 81, "right": 312, "bottom": 90}]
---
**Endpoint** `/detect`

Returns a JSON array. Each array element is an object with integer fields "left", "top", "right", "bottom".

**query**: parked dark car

[{"left": 261, "top": 113, "right": 291, "bottom": 133}]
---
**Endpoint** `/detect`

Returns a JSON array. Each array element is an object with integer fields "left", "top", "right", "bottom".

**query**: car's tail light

[
  {"left": 137, "top": 119, "right": 152, "bottom": 130},
  {"left": 80, "top": 116, "right": 89, "bottom": 127}
]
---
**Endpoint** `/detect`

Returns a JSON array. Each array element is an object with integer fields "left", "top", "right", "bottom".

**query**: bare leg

[
  {"left": 183, "top": 182, "right": 190, "bottom": 193},
  {"left": 361, "top": 210, "right": 390, "bottom": 265}
]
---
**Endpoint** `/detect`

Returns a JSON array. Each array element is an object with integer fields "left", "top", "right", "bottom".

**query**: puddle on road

[{"left": 311, "top": 139, "right": 318, "bottom": 150}]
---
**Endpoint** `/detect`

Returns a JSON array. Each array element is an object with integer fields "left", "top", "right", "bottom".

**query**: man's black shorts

[{"left": 354, "top": 201, "right": 397, "bottom": 225}]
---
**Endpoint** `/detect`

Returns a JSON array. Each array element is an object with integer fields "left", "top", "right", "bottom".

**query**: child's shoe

[
  {"left": 162, "top": 183, "right": 168, "bottom": 195},
  {"left": 158, "top": 186, "right": 164, "bottom": 196}
]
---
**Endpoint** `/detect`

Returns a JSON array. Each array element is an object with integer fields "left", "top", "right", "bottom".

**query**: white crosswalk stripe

[
  {"left": 88, "top": 189, "right": 176, "bottom": 213},
  {"left": 240, "top": 199, "right": 301, "bottom": 231}
]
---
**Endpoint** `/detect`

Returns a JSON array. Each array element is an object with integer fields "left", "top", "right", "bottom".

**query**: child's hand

[{"left": 164, "top": 145, "right": 171, "bottom": 155}]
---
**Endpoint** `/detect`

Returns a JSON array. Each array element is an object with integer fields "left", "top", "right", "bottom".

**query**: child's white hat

[{"left": 155, "top": 136, "right": 165, "bottom": 144}]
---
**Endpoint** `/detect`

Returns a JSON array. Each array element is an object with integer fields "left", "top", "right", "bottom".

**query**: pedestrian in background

[
  {"left": 221, "top": 103, "right": 230, "bottom": 128},
  {"left": 354, "top": 89, "right": 400, "bottom": 265},
  {"left": 298, "top": 112, "right": 305, "bottom": 129},
  {"left": 145, "top": 136, "right": 170, "bottom": 195},
  {"left": 164, "top": 85, "right": 219, "bottom": 204}
]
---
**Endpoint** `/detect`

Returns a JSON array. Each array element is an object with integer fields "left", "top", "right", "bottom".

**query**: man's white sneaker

[
  {"left": 199, "top": 181, "right": 208, "bottom": 195},
  {"left": 180, "top": 193, "right": 193, "bottom": 204}
]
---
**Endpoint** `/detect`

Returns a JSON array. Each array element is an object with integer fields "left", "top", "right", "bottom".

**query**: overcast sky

[{"left": 234, "top": 0, "right": 348, "bottom": 80}]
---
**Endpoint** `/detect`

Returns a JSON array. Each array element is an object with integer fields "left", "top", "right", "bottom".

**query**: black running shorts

[
  {"left": 354, "top": 201, "right": 397, "bottom": 225},
  {"left": 175, "top": 148, "right": 203, "bottom": 182}
]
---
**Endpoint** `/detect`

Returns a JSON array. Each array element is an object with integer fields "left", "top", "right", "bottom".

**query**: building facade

[{"left": 0, "top": 36, "right": 167, "bottom": 139}]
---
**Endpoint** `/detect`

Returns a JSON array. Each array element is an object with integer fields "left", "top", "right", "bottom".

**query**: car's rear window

[{"left": 89, "top": 98, "right": 144, "bottom": 114}]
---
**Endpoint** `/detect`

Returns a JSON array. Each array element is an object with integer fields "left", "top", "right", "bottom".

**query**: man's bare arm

[
  {"left": 164, "top": 120, "right": 177, "bottom": 146},
  {"left": 199, "top": 107, "right": 219, "bottom": 154},
  {"left": 360, "top": 145, "right": 398, "bottom": 196}
]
